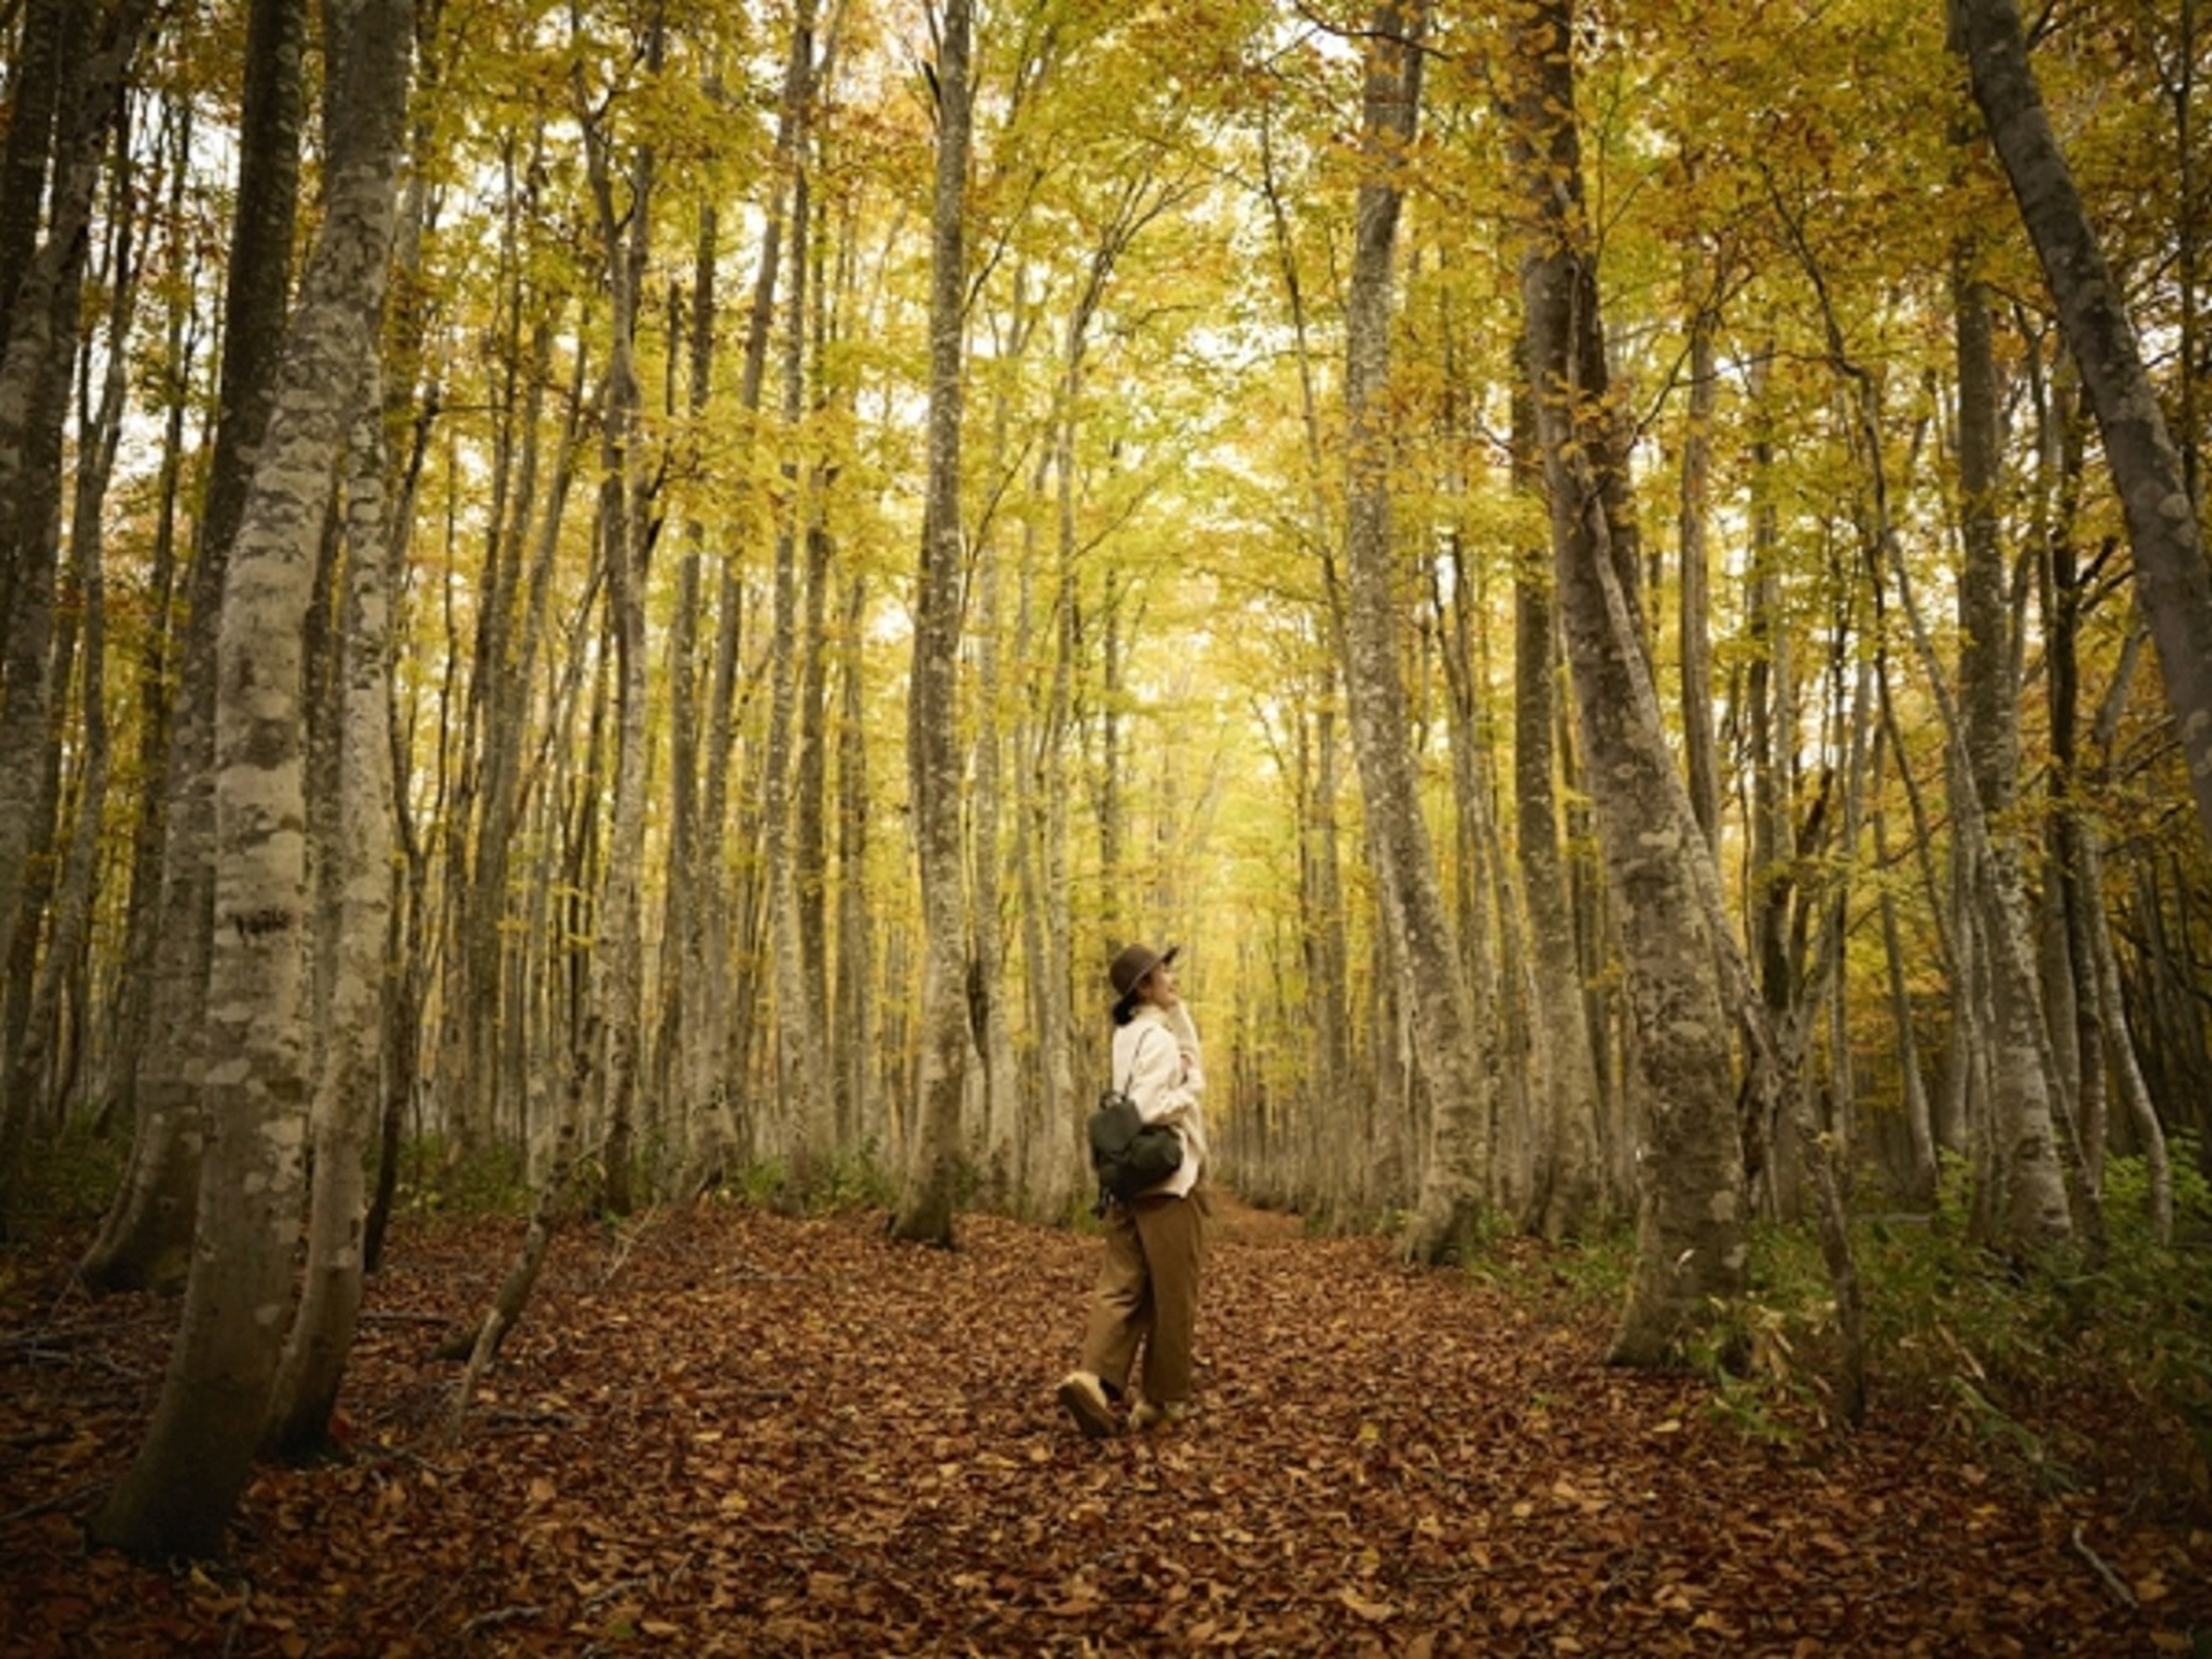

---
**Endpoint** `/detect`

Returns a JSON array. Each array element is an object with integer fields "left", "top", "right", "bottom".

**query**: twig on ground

[
  {"left": 360, "top": 1310, "right": 463, "bottom": 1326},
  {"left": 599, "top": 1206, "right": 668, "bottom": 1290},
  {"left": 462, "top": 1604, "right": 545, "bottom": 1635},
  {"left": 2070, "top": 1525, "right": 2138, "bottom": 1609},
  {"left": 0, "top": 1479, "right": 105, "bottom": 1527},
  {"left": 0, "top": 1314, "right": 166, "bottom": 1349},
  {"left": 219, "top": 1583, "right": 250, "bottom": 1659}
]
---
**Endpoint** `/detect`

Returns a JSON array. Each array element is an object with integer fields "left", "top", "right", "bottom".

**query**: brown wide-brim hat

[{"left": 1108, "top": 941, "right": 1179, "bottom": 1017}]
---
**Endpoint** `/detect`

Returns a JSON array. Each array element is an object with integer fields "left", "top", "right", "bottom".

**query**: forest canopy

[{"left": 0, "top": 0, "right": 2208, "bottom": 1563}]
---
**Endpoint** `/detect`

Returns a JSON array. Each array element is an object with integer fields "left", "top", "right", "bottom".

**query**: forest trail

[{"left": 3, "top": 1202, "right": 2206, "bottom": 1656}]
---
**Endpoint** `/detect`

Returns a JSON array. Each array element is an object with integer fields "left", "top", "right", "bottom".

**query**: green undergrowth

[
  {"left": 1456, "top": 1149, "right": 2212, "bottom": 1513},
  {"left": 1716, "top": 1146, "right": 2212, "bottom": 1506},
  {"left": 0, "top": 1119, "right": 129, "bottom": 1244},
  {"left": 396, "top": 1135, "right": 536, "bottom": 1217},
  {"left": 713, "top": 1141, "right": 902, "bottom": 1216}
]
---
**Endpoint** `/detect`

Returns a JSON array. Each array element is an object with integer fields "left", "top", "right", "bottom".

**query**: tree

[
  {"left": 0, "top": 0, "right": 156, "bottom": 1224},
  {"left": 90, "top": 0, "right": 413, "bottom": 1559},
  {"left": 81, "top": 0, "right": 307, "bottom": 1288},
  {"left": 1507, "top": 0, "right": 1747, "bottom": 1363},
  {"left": 1336, "top": 0, "right": 1492, "bottom": 1267},
  {"left": 263, "top": 391, "right": 396, "bottom": 1460},
  {"left": 1952, "top": 0, "right": 2212, "bottom": 855},
  {"left": 889, "top": 0, "right": 974, "bottom": 1247}
]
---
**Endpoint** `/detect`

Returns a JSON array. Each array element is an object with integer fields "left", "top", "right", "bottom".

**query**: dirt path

[{"left": 3, "top": 1203, "right": 2204, "bottom": 1655}]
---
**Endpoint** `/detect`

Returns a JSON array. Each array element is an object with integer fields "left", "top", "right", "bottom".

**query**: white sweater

[{"left": 1110, "top": 1002, "right": 1208, "bottom": 1200}]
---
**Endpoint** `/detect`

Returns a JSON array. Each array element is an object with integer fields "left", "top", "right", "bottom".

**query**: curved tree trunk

[
  {"left": 82, "top": 0, "right": 305, "bottom": 1291},
  {"left": 90, "top": 0, "right": 411, "bottom": 1558},
  {"left": 1509, "top": 0, "right": 1745, "bottom": 1363},
  {"left": 264, "top": 390, "right": 395, "bottom": 1460},
  {"left": 1954, "top": 0, "right": 2212, "bottom": 853}
]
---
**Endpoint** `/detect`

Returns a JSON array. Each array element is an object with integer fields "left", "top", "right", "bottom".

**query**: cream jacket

[{"left": 1110, "top": 1002, "right": 1208, "bottom": 1200}]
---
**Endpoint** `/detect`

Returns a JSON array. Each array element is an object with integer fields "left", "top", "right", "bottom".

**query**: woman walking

[{"left": 1057, "top": 941, "right": 1210, "bottom": 1437}]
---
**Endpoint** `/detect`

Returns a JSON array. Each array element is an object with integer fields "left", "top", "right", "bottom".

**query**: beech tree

[
  {"left": 1953, "top": 0, "right": 2212, "bottom": 856},
  {"left": 1338, "top": 0, "right": 1493, "bottom": 1267},
  {"left": 79, "top": 0, "right": 306, "bottom": 1290},
  {"left": 1507, "top": 0, "right": 1748, "bottom": 1360},
  {"left": 90, "top": 0, "right": 412, "bottom": 1559},
  {"left": 889, "top": 0, "right": 974, "bottom": 1247}
]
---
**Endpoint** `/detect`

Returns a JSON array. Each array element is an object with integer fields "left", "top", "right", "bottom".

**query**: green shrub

[{"left": 0, "top": 1120, "right": 129, "bottom": 1241}]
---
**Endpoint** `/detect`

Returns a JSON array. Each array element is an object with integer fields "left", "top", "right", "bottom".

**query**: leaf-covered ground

[{"left": 3, "top": 1198, "right": 2206, "bottom": 1656}]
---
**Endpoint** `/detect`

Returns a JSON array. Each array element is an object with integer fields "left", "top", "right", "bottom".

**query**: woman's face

[{"left": 1141, "top": 961, "right": 1178, "bottom": 1007}]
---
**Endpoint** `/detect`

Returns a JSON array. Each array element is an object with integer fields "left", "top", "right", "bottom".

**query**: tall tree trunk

[
  {"left": 1873, "top": 724, "right": 1939, "bottom": 1207},
  {"left": 575, "top": 7, "right": 664, "bottom": 1215},
  {"left": 90, "top": 0, "right": 411, "bottom": 1558},
  {"left": 1949, "top": 252, "right": 2076, "bottom": 1248},
  {"left": 833, "top": 575, "right": 878, "bottom": 1156},
  {"left": 887, "top": 0, "right": 972, "bottom": 1247},
  {"left": 1334, "top": 1, "right": 1491, "bottom": 1266},
  {"left": 82, "top": 0, "right": 305, "bottom": 1291},
  {"left": 1954, "top": 0, "right": 2212, "bottom": 852},
  {"left": 659, "top": 200, "right": 716, "bottom": 1171},
  {"left": 971, "top": 482, "right": 1019, "bottom": 1211},
  {"left": 1678, "top": 290, "right": 1723, "bottom": 849},
  {"left": 1743, "top": 346, "right": 1793, "bottom": 1215},
  {"left": 1513, "top": 387, "right": 1603, "bottom": 1242},
  {"left": 763, "top": 32, "right": 832, "bottom": 1182},
  {"left": 0, "top": 136, "right": 128, "bottom": 1174},
  {"left": 101, "top": 94, "right": 197, "bottom": 1144},
  {"left": 265, "top": 390, "right": 395, "bottom": 1459},
  {"left": 0, "top": 0, "right": 144, "bottom": 1107},
  {"left": 1509, "top": 0, "right": 1747, "bottom": 1363}
]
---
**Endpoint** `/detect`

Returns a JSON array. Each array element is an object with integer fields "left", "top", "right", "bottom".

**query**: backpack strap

[{"left": 1117, "top": 1026, "right": 1156, "bottom": 1099}]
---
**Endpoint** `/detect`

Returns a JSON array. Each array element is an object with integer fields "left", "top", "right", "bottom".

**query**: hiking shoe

[
  {"left": 1056, "top": 1371, "right": 1119, "bottom": 1440},
  {"left": 1128, "top": 1399, "right": 1187, "bottom": 1432}
]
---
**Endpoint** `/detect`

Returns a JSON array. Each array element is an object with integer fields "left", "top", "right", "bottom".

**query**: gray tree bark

[
  {"left": 1509, "top": 0, "right": 1747, "bottom": 1362},
  {"left": 0, "top": 143, "right": 129, "bottom": 1177},
  {"left": 0, "top": 0, "right": 150, "bottom": 1135},
  {"left": 1333, "top": 1, "right": 1492, "bottom": 1266},
  {"left": 888, "top": 0, "right": 973, "bottom": 1246},
  {"left": 574, "top": 6, "right": 664, "bottom": 1214},
  {"left": 1678, "top": 295, "right": 1723, "bottom": 849},
  {"left": 1513, "top": 383, "right": 1603, "bottom": 1243},
  {"left": 82, "top": 0, "right": 304, "bottom": 1292},
  {"left": 89, "top": 0, "right": 411, "bottom": 1558},
  {"left": 264, "top": 389, "right": 395, "bottom": 1459},
  {"left": 1954, "top": 0, "right": 2212, "bottom": 852},
  {"left": 763, "top": 34, "right": 833, "bottom": 1182}
]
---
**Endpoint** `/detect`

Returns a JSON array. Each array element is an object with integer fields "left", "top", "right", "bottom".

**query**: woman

[{"left": 1056, "top": 941, "right": 1209, "bottom": 1438}]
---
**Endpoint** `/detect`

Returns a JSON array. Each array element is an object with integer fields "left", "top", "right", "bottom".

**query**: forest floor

[{"left": 2, "top": 1194, "right": 2207, "bottom": 1657}]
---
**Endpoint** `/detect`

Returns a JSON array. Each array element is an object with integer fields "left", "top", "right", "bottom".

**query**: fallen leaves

[{"left": 0, "top": 1199, "right": 2206, "bottom": 1655}]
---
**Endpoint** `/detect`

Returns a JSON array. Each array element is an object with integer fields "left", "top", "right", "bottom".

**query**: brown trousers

[{"left": 1079, "top": 1189, "right": 1206, "bottom": 1406}]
